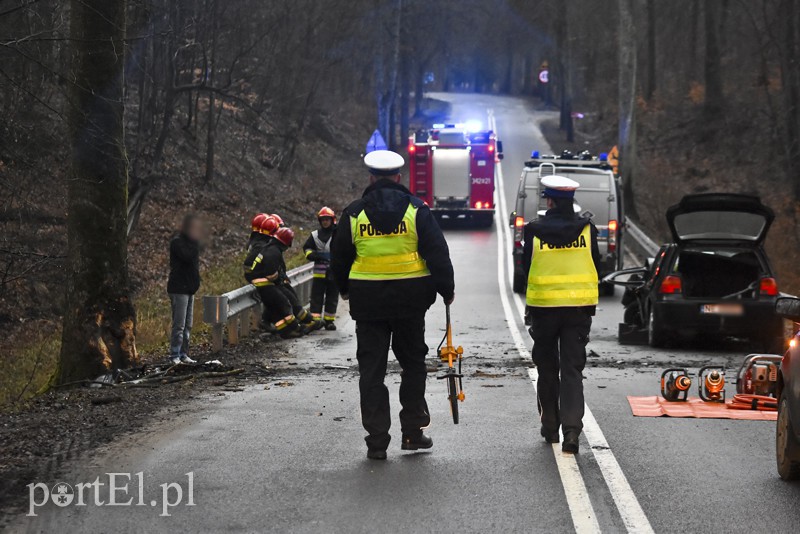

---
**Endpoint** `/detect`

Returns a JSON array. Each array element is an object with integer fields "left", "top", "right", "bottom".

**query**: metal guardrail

[
  {"left": 625, "top": 218, "right": 660, "bottom": 260},
  {"left": 202, "top": 263, "right": 314, "bottom": 352}
]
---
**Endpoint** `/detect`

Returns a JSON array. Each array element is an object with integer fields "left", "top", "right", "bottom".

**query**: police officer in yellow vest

[
  {"left": 522, "top": 175, "right": 601, "bottom": 454},
  {"left": 331, "top": 150, "right": 455, "bottom": 460}
]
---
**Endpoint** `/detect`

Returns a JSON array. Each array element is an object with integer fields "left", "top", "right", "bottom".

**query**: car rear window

[
  {"left": 551, "top": 169, "right": 611, "bottom": 191},
  {"left": 673, "top": 211, "right": 767, "bottom": 241}
]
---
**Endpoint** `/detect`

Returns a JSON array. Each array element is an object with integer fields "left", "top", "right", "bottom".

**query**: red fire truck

[{"left": 408, "top": 123, "right": 503, "bottom": 227}]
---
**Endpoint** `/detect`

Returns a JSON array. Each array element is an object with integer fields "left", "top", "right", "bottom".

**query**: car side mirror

[
  {"left": 497, "top": 141, "right": 504, "bottom": 160},
  {"left": 776, "top": 297, "right": 800, "bottom": 322},
  {"left": 509, "top": 211, "right": 516, "bottom": 227},
  {"left": 602, "top": 266, "right": 649, "bottom": 287}
]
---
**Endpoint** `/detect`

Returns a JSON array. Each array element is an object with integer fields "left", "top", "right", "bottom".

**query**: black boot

[
  {"left": 541, "top": 427, "right": 560, "bottom": 444},
  {"left": 401, "top": 433, "right": 433, "bottom": 451},
  {"left": 367, "top": 449, "right": 387, "bottom": 460},
  {"left": 562, "top": 431, "right": 579, "bottom": 454}
]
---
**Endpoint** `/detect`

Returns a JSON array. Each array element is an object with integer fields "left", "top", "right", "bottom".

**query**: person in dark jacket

[
  {"left": 303, "top": 207, "right": 339, "bottom": 330},
  {"left": 167, "top": 214, "right": 203, "bottom": 364},
  {"left": 522, "top": 175, "right": 601, "bottom": 454},
  {"left": 331, "top": 150, "right": 454, "bottom": 460}
]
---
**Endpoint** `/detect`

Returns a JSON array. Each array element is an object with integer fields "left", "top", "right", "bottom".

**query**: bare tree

[{"left": 618, "top": 0, "right": 638, "bottom": 218}]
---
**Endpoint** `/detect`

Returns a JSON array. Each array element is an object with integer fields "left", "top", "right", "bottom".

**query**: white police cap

[
  {"left": 364, "top": 150, "right": 405, "bottom": 176},
  {"left": 541, "top": 175, "right": 580, "bottom": 198}
]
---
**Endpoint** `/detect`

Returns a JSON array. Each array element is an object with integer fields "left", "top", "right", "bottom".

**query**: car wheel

[
  {"left": 776, "top": 393, "right": 800, "bottom": 481},
  {"left": 599, "top": 281, "right": 615, "bottom": 297},
  {"left": 648, "top": 307, "right": 667, "bottom": 348},
  {"left": 513, "top": 266, "right": 527, "bottom": 294}
]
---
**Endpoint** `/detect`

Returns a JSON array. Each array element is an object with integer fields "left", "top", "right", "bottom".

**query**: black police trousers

[
  {"left": 355, "top": 314, "right": 431, "bottom": 451},
  {"left": 528, "top": 306, "right": 592, "bottom": 435},
  {"left": 310, "top": 275, "right": 338, "bottom": 319}
]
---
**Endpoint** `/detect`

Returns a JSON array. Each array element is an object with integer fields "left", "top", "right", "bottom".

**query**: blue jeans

[{"left": 169, "top": 294, "right": 194, "bottom": 357}]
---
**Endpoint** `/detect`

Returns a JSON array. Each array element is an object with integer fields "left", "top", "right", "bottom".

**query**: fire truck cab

[{"left": 408, "top": 123, "right": 502, "bottom": 227}]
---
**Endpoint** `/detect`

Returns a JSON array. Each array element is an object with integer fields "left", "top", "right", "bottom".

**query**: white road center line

[
  {"left": 490, "top": 110, "right": 601, "bottom": 534},
  {"left": 489, "top": 109, "right": 654, "bottom": 534}
]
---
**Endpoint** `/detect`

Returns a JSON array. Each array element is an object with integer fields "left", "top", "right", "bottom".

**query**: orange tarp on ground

[{"left": 627, "top": 396, "right": 777, "bottom": 421}]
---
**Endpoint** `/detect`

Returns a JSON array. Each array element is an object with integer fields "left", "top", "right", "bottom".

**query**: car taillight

[
  {"left": 408, "top": 144, "right": 416, "bottom": 154},
  {"left": 659, "top": 275, "right": 682, "bottom": 294},
  {"left": 514, "top": 216, "right": 524, "bottom": 246},
  {"left": 488, "top": 144, "right": 495, "bottom": 152},
  {"left": 760, "top": 277, "right": 778, "bottom": 296},
  {"left": 475, "top": 201, "right": 483, "bottom": 209},
  {"left": 608, "top": 219, "right": 618, "bottom": 252}
]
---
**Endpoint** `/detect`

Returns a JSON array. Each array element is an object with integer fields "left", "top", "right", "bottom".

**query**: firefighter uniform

[
  {"left": 522, "top": 175, "right": 601, "bottom": 454},
  {"left": 331, "top": 150, "right": 454, "bottom": 459},
  {"left": 303, "top": 209, "right": 339, "bottom": 329},
  {"left": 244, "top": 229, "right": 313, "bottom": 338}
]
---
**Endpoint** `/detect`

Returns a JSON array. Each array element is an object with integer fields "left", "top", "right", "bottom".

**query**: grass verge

[{"left": 0, "top": 245, "right": 309, "bottom": 410}]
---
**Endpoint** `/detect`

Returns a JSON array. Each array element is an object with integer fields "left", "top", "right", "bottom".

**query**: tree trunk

[
  {"left": 205, "top": 0, "right": 218, "bottom": 182},
  {"left": 57, "top": 0, "right": 137, "bottom": 384},
  {"left": 645, "top": 0, "right": 656, "bottom": 102},
  {"left": 703, "top": 0, "right": 724, "bottom": 118},
  {"left": 618, "top": 0, "right": 638, "bottom": 219}
]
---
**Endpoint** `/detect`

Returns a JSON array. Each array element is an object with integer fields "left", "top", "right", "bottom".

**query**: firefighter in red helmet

[
  {"left": 247, "top": 213, "right": 271, "bottom": 252},
  {"left": 303, "top": 207, "right": 339, "bottom": 330},
  {"left": 244, "top": 220, "right": 315, "bottom": 338}
]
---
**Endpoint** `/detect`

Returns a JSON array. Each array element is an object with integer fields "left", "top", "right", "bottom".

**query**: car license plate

[{"left": 701, "top": 303, "right": 744, "bottom": 316}]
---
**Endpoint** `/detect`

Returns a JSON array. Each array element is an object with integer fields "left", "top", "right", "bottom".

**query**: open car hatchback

[{"left": 605, "top": 193, "right": 783, "bottom": 350}]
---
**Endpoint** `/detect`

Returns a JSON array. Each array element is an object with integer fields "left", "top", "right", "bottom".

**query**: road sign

[
  {"left": 538, "top": 69, "right": 549, "bottom": 84},
  {"left": 365, "top": 129, "right": 387, "bottom": 154}
]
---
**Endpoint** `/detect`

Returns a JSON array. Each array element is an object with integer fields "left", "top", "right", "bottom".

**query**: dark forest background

[{"left": 2, "top": 0, "right": 800, "bottom": 400}]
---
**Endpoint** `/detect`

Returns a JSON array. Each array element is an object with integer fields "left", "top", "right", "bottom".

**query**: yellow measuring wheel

[{"left": 437, "top": 304, "right": 465, "bottom": 424}]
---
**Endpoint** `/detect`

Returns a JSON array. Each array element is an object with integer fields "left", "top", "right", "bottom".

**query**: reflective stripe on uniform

[
  {"left": 323, "top": 314, "right": 336, "bottom": 321},
  {"left": 349, "top": 203, "right": 431, "bottom": 281},
  {"left": 251, "top": 278, "right": 274, "bottom": 287},
  {"left": 527, "top": 224, "right": 598, "bottom": 307}
]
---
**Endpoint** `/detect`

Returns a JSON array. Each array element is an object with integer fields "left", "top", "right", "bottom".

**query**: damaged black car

[{"left": 605, "top": 193, "right": 784, "bottom": 351}]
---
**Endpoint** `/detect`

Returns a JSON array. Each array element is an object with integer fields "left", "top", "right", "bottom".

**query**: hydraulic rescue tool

[
  {"left": 437, "top": 304, "right": 465, "bottom": 424},
  {"left": 698, "top": 366, "right": 726, "bottom": 403},
  {"left": 661, "top": 368, "right": 692, "bottom": 401},
  {"left": 736, "top": 354, "right": 782, "bottom": 397}
]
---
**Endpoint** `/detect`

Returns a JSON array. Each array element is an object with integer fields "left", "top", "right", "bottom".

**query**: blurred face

[
  {"left": 546, "top": 198, "right": 555, "bottom": 209},
  {"left": 185, "top": 218, "right": 204, "bottom": 242},
  {"left": 319, "top": 217, "right": 333, "bottom": 229}
]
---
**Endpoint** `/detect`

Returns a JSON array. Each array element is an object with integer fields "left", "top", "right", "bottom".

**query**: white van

[{"left": 509, "top": 152, "right": 623, "bottom": 294}]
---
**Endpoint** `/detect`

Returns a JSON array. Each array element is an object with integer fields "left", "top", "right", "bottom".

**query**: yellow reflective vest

[
  {"left": 349, "top": 203, "right": 431, "bottom": 280},
  {"left": 527, "top": 224, "right": 598, "bottom": 307}
]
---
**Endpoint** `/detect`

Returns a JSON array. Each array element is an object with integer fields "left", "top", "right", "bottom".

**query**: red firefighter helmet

[
  {"left": 251, "top": 213, "right": 269, "bottom": 232},
  {"left": 259, "top": 215, "right": 280, "bottom": 235},
  {"left": 317, "top": 206, "right": 336, "bottom": 222},
  {"left": 270, "top": 214, "right": 285, "bottom": 227},
  {"left": 274, "top": 227, "right": 295, "bottom": 247}
]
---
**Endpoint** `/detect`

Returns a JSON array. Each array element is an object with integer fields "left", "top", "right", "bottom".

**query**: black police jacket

[
  {"left": 331, "top": 179, "right": 454, "bottom": 321},
  {"left": 167, "top": 233, "right": 201, "bottom": 295}
]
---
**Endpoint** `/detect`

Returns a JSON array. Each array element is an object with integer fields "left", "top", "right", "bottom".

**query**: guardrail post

[
  {"left": 212, "top": 324, "right": 224, "bottom": 353},
  {"left": 250, "top": 306, "right": 261, "bottom": 332},
  {"left": 227, "top": 315, "right": 240, "bottom": 346}
]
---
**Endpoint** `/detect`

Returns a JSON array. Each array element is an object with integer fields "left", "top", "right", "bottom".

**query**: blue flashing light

[
  {"left": 599, "top": 152, "right": 608, "bottom": 162},
  {"left": 531, "top": 150, "right": 540, "bottom": 158},
  {"left": 432, "top": 123, "right": 445, "bottom": 129}
]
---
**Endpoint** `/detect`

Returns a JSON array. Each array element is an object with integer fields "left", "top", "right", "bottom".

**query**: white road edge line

[
  {"left": 489, "top": 109, "right": 601, "bottom": 534},
  {"left": 489, "top": 109, "right": 654, "bottom": 534}
]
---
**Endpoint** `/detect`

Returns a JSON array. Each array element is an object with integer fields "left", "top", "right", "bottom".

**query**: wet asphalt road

[{"left": 12, "top": 94, "right": 800, "bottom": 533}]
